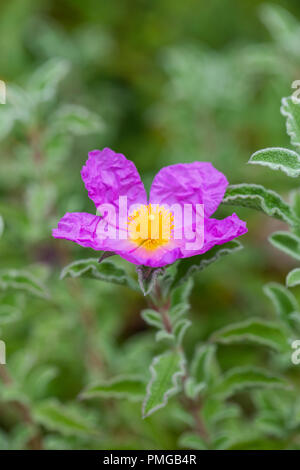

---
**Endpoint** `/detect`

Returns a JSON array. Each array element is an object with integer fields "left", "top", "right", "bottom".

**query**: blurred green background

[{"left": 1, "top": 0, "right": 300, "bottom": 450}]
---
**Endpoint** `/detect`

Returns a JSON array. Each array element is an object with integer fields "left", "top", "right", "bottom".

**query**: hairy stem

[{"left": 150, "top": 281, "right": 209, "bottom": 444}]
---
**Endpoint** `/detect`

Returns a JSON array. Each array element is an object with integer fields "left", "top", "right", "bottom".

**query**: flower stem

[{"left": 150, "top": 280, "right": 209, "bottom": 445}]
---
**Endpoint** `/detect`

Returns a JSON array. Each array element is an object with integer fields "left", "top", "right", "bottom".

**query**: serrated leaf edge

[{"left": 142, "top": 351, "right": 186, "bottom": 418}]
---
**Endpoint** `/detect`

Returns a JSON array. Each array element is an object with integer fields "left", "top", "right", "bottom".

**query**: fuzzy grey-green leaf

[
  {"left": 211, "top": 318, "right": 289, "bottom": 352},
  {"left": 213, "top": 367, "right": 289, "bottom": 398},
  {"left": 269, "top": 231, "right": 300, "bottom": 260},
  {"left": 141, "top": 309, "right": 163, "bottom": 329},
  {"left": 191, "top": 344, "right": 219, "bottom": 388},
  {"left": 0, "top": 269, "right": 49, "bottom": 299},
  {"left": 80, "top": 376, "right": 145, "bottom": 402},
  {"left": 142, "top": 351, "right": 185, "bottom": 418},
  {"left": 52, "top": 105, "right": 104, "bottom": 136},
  {"left": 172, "top": 240, "right": 242, "bottom": 287},
  {"left": 60, "top": 258, "right": 137, "bottom": 290},
  {"left": 281, "top": 96, "right": 300, "bottom": 148},
  {"left": 249, "top": 147, "right": 300, "bottom": 177},
  {"left": 223, "top": 184, "right": 296, "bottom": 225},
  {"left": 286, "top": 268, "right": 300, "bottom": 287},
  {"left": 264, "top": 282, "right": 299, "bottom": 327},
  {"left": 136, "top": 265, "right": 165, "bottom": 296},
  {"left": 33, "top": 400, "right": 98, "bottom": 437}
]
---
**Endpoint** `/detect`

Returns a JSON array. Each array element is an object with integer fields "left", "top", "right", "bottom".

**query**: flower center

[{"left": 128, "top": 204, "right": 173, "bottom": 251}]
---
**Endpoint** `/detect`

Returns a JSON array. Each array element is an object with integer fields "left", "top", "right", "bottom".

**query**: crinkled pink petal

[
  {"left": 51, "top": 212, "right": 156, "bottom": 263},
  {"left": 180, "top": 213, "right": 247, "bottom": 258},
  {"left": 52, "top": 212, "right": 133, "bottom": 253},
  {"left": 149, "top": 162, "right": 228, "bottom": 217},
  {"left": 52, "top": 212, "right": 184, "bottom": 267},
  {"left": 81, "top": 148, "right": 147, "bottom": 211},
  {"left": 52, "top": 212, "right": 108, "bottom": 250},
  {"left": 116, "top": 239, "right": 183, "bottom": 268}
]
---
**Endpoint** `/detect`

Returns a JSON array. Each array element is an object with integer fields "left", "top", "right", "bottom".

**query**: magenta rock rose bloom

[{"left": 52, "top": 148, "right": 247, "bottom": 267}]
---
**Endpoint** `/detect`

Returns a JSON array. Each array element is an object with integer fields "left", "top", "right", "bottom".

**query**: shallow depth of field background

[{"left": 1, "top": 0, "right": 300, "bottom": 450}]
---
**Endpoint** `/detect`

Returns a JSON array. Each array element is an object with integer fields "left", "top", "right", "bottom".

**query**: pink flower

[{"left": 52, "top": 148, "right": 247, "bottom": 267}]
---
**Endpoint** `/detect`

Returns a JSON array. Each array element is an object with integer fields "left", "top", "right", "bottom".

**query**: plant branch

[{"left": 150, "top": 280, "right": 209, "bottom": 444}]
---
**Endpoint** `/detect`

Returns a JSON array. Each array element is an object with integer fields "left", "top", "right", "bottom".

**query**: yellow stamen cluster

[{"left": 128, "top": 204, "right": 174, "bottom": 251}]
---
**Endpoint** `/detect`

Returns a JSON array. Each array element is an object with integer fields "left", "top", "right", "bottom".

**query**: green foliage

[
  {"left": 60, "top": 258, "right": 137, "bottom": 290},
  {"left": 264, "top": 282, "right": 299, "bottom": 330},
  {"left": 142, "top": 351, "right": 185, "bottom": 418},
  {"left": 80, "top": 376, "right": 146, "bottom": 402},
  {"left": 0, "top": 305, "right": 21, "bottom": 325},
  {"left": 281, "top": 96, "right": 300, "bottom": 148},
  {"left": 211, "top": 318, "right": 289, "bottom": 352},
  {"left": 190, "top": 344, "right": 219, "bottom": 389},
  {"left": 249, "top": 147, "right": 300, "bottom": 177},
  {"left": 33, "top": 400, "right": 99, "bottom": 437},
  {"left": 178, "top": 432, "right": 208, "bottom": 450},
  {"left": 136, "top": 266, "right": 165, "bottom": 296},
  {"left": 0, "top": 269, "right": 49, "bottom": 299},
  {"left": 141, "top": 309, "right": 163, "bottom": 329},
  {"left": 212, "top": 367, "right": 289, "bottom": 399},
  {"left": 171, "top": 240, "right": 242, "bottom": 287},
  {"left": 52, "top": 105, "right": 104, "bottom": 136},
  {"left": 223, "top": 184, "right": 297, "bottom": 225},
  {"left": 28, "top": 58, "right": 70, "bottom": 102},
  {"left": 269, "top": 231, "right": 300, "bottom": 260},
  {"left": 286, "top": 268, "right": 300, "bottom": 287}
]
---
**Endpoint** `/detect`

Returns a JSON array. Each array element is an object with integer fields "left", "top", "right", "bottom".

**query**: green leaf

[
  {"left": 28, "top": 58, "right": 70, "bottom": 102},
  {"left": 33, "top": 400, "right": 98, "bottom": 437},
  {"left": 191, "top": 344, "right": 219, "bottom": 388},
  {"left": 0, "top": 380, "right": 28, "bottom": 404},
  {"left": 281, "top": 96, "right": 300, "bottom": 148},
  {"left": 60, "top": 258, "right": 137, "bottom": 290},
  {"left": 80, "top": 376, "right": 145, "bottom": 402},
  {"left": 169, "top": 278, "right": 193, "bottom": 319},
  {"left": 249, "top": 147, "right": 300, "bottom": 177},
  {"left": 0, "top": 108, "right": 15, "bottom": 139},
  {"left": 141, "top": 309, "right": 163, "bottom": 329},
  {"left": 286, "top": 268, "right": 300, "bottom": 287},
  {"left": 142, "top": 351, "right": 185, "bottom": 418},
  {"left": 0, "top": 269, "right": 49, "bottom": 299},
  {"left": 264, "top": 282, "right": 298, "bottom": 327},
  {"left": 260, "top": 5, "right": 300, "bottom": 58},
  {"left": 173, "top": 319, "right": 192, "bottom": 345},
  {"left": 223, "top": 184, "right": 296, "bottom": 225},
  {"left": 171, "top": 277, "right": 193, "bottom": 306},
  {"left": 52, "top": 105, "right": 104, "bottom": 136},
  {"left": 183, "top": 377, "right": 206, "bottom": 399},
  {"left": 260, "top": 4, "right": 300, "bottom": 40},
  {"left": 136, "top": 265, "right": 165, "bottom": 296},
  {"left": 171, "top": 240, "right": 242, "bottom": 287},
  {"left": 213, "top": 367, "right": 289, "bottom": 398},
  {"left": 24, "top": 366, "right": 58, "bottom": 400},
  {"left": 3, "top": 85, "right": 33, "bottom": 125},
  {"left": 25, "top": 183, "right": 56, "bottom": 221},
  {"left": 0, "top": 305, "right": 21, "bottom": 325},
  {"left": 269, "top": 231, "right": 300, "bottom": 260},
  {"left": 178, "top": 432, "right": 208, "bottom": 450},
  {"left": 155, "top": 330, "right": 175, "bottom": 343},
  {"left": 255, "top": 411, "right": 286, "bottom": 439},
  {"left": 211, "top": 318, "right": 289, "bottom": 352},
  {"left": 290, "top": 190, "right": 300, "bottom": 220}
]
